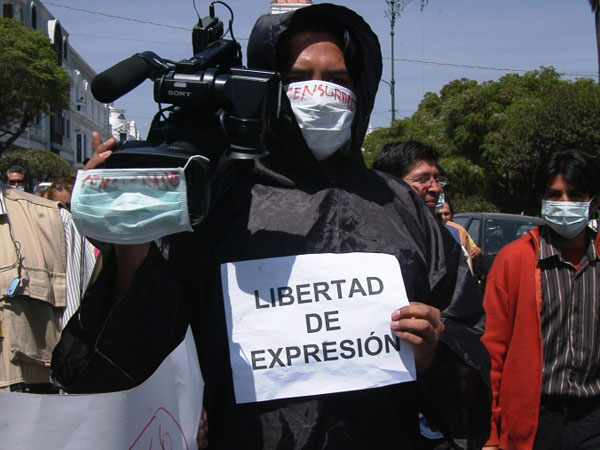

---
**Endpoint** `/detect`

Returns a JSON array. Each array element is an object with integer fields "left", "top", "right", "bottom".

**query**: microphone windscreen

[{"left": 91, "top": 55, "right": 151, "bottom": 103}]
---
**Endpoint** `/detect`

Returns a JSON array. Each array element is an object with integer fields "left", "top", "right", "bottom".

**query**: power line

[
  {"left": 44, "top": 2, "right": 191, "bottom": 31},
  {"left": 43, "top": 2, "right": 597, "bottom": 80},
  {"left": 69, "top": 33, "right": 189, "bottom": 46},
  {"left": 383, "top": 56, "right": 598, "bottom": 79}
]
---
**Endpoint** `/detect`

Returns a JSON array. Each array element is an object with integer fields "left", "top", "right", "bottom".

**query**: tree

[
  {"left": 0, "top": 18, "right": 70, "bottom": 153},
  {"left": 0, "top": 148, "right": 73, "bottom": 181},
  {"left": 363, "top": 67, "right": 600, "bottom": 214},
  {"left": 590, "top": 0, "right": 600, "bottom": 82}
]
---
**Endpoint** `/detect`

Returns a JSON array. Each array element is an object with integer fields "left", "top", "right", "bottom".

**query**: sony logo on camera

[{"left": 167, "top": 90, "right": 192, "bottom": 97}]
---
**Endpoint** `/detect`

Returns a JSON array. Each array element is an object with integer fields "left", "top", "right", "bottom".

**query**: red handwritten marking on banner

[
  {"left": 80, "top": 171, "right": 180, "bottom": 192},
  {"left": 128, "top": 406, "right": 189, "bottom": 450}
]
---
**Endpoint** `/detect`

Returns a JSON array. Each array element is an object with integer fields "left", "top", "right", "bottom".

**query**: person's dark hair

[
  {"left": 444, "top": 199, "right": 454, "bottom": 217},
  {"left": 45, "top": 177, "right": 75, "bottom": 206},
  {"left": 535, "top": 149, "right": 600, "bottom": 198},
  {"left": 275, "top": 16, "right": 359, "bottom": 83},
  {"left": 6, "top": 165, "right": 25, "bottom": 179},
  {"left": 372, "top": 141, "right": 439, "bottom": 178}
]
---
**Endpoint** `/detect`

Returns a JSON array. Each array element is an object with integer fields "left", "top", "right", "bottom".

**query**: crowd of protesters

[{"left": 1, "top": 3, "right": 599, "bottom": 450}]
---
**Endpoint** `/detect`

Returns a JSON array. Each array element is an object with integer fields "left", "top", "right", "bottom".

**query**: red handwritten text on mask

[
  {"left": 287, "top": 83, "right": 356, "bottom": 112},
  {"left": 80, "top": 171, "right": 181, "bottom": 192}
]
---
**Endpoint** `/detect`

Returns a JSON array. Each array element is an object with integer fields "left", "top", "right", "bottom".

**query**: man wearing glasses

[
  {"left": 6, "top": 166, "right": 26, "bottom": 191},
  {"left": 373, "top": 141, "right": 447, "bottom": 210}
]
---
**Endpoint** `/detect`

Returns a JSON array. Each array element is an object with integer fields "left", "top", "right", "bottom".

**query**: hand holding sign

[
  {"left": 222, "top": 252, "right": 416, "bottom": 403},
  {"left": 391, "top": 302, "right": 444, "bottom": 371}
]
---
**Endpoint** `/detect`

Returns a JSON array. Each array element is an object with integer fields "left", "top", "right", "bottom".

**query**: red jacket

[{"left": 482, "top": 227, "right": 600, "bottom": 450}]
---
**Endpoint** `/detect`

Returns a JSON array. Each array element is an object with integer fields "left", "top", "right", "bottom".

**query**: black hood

[{"left": 246, "top": 4, "right": 383, "bottom": 187}]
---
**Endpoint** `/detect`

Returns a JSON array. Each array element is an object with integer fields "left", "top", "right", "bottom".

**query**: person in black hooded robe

[{"left": 52, "top": 4, "right": 490, "bottom": 449}]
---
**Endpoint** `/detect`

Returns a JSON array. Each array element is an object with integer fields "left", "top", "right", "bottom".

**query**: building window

[
  {"left": 62, "top": 36, "right": 68, "bottom": 60},
  {"left": 31, "top": 4, "right": 37, "bottom": 29},
  {"left": 3, "top": 4, "right": 14, "bottom": 19},
  {"left": 50, "top": 112, "right": 64, "bottom": 145},
  {"left": 76, "top": 134, "right": 82, "bottom": 163},
  {"left": 66, "top": 119, "right": 70, "bottom": 138},
  {"left": 83, "top": 134, "right": 87, "bottom": 160},
  {"left": 119, "top": 132, "right": 128, "bottom": 141}
]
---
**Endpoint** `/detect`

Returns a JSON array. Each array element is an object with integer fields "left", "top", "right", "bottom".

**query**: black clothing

[
  {"left": 533, "top": 396, "right": 600, "bottom": 450},
  {"left": 52, "top": 4, "right": 490, "bottom": 449}
]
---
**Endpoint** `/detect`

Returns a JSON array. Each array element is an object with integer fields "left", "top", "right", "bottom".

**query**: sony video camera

[{"left": 90, "top": 2, "right": 281, "bottom": 224}]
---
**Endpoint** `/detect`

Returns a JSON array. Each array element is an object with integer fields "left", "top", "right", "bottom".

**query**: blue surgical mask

[
  {"left": 541, "top": 198, "right": 593, "bottom": 239},
  {"left": 71, "top": 166, "right": 195, "bottom": 245}
]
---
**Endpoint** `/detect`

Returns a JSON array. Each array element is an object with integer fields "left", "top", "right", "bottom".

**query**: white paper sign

[
  {"left": 221, "top": 252, "right": 415, "bottom": 404},
  {"left": 0, "top": 327, "right": 203, "bottom": 450}
]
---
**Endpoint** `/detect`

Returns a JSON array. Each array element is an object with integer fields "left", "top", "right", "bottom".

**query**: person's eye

[{"left": 417, "top": 177, "right": 429, "bottom": 184}]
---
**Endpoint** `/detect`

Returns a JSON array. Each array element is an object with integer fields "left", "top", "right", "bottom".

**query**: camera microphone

[{"left": 91, "top": 52, "right": 167, "bottom": 104}]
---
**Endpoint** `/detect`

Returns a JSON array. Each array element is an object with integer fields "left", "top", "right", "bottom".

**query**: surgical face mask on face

[
  {"left": 285, "top": 80, "right": 356, "bottom": 161},
  {"left": 541, "top": 198, "right": 593, "bottom": 239},
  {"left": 71, "top": 166, "right": 194, "bottom": 245},
  {"left": 435, "top": 192, "right": 445, "bottom": 213}
]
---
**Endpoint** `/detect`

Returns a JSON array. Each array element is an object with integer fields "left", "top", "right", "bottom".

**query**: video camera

[{"left": 90, "top": 1, "right": 281, "bottom": 224}]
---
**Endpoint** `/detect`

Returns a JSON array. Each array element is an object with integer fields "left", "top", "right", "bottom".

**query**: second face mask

[{"left": 71, "top": 167, "right": 193, "bottom": 245}]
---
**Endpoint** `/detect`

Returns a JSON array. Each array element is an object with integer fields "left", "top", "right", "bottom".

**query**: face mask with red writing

[
  {"left": 285, "top": 80, "right": 356, "bottom": 161},
  {"left": 71, "top": 166, "right": 194, "bottom": 245}
]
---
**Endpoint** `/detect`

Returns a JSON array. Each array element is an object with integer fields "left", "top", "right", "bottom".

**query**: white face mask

[{"left": 285, "top": 80, "right": 356, "bottom": 161}]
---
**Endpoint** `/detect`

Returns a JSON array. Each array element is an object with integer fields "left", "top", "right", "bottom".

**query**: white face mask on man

[{"left": 285, "top": 80, "right": 356, "bottom": 161}]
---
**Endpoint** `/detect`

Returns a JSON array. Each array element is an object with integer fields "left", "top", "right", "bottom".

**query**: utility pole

[{"left": 385, "top": 0, "right": 428, "bottom": 123}]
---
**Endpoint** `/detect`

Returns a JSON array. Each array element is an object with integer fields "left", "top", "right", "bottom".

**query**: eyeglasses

[
  {"left": 7, "top": 179, "right": 25, "bottom": 186},
  {"left": 405, "top": 175, "right": 448, "bottom": 188}
]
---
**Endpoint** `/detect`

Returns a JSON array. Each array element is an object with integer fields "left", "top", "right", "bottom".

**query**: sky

[{"left": 43, "top": 0, "right": 599, "bottom": 138}]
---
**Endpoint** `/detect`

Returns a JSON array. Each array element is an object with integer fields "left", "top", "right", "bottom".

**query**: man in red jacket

[{"left": 482, "top": 148, "right": 600, "bottom": 450}]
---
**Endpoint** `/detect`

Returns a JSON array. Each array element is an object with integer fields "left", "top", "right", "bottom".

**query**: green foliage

[
  {"left": 362, "top": 119, "right": 407, "bottom": 167},
  {"left": 0, "top": 148, "right": 73, "bottom": 181},
  {"left": 365, "top": 67, "right": 600, "bottom": 215},
  {"left": 0, "top": 18, "right": 70, "bottom": 153}
]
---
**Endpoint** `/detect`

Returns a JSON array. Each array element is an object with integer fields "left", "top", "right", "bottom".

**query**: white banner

[
  {"left": 0, "top": 327, "right": 203, "bottom": 450},
  {"left": 221, "top": 252, "right": 415, "bottom": 404}
]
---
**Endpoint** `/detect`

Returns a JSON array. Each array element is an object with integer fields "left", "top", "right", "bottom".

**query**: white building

[
  {"left": 109, "top": 107, "right": 140, "bottom": 142},
  {"left": 1, "top": 0, "right": 111, "bottom": 167}
]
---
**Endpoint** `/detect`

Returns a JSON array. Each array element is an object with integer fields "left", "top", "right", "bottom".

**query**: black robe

[{"left": 52, "top": 4, "right": 490, "bottom": 449}]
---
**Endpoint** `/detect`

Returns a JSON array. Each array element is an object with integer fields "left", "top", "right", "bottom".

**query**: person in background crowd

[
  {"left": 438, "top": 199, "right": 482, "bottom": 272},
  {"left": 374, "top": 140, "right": 484, "bottom": 449},
  {"left": 373, "top": 141, "right": 481, "bottom": 271},
  {"left": 52, "top": 5, "right": 490, "bottom": 449},
  {"left": 5, "top": 166, "right": 26, "bottom": 191},
  {"left": 373, "top": 141, "right": 445, "bottom": 211},
  {"left": 482, "top": 148, "right": 600, "bottom": 450},
  {"left": 0, "top": 176, "right": 96, "bottom": 393},
  {"left": 44, "top": 177, "right": 75, "bottom": 211}
]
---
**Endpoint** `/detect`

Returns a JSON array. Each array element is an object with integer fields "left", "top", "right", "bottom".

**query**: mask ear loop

[
  {"left": 182, "top": 155, "right": 211, "bottom": 226},
  {"left": 183, "top": 154, "right": 210, "bottom": 172}
]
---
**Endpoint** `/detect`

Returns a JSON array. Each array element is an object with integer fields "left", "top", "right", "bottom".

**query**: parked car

[{"left": 453, "top": 213, "right": 545, "bottom": 286}]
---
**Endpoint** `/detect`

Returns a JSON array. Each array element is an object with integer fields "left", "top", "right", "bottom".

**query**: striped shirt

[
  {"left": 0, "top": 190, "right": 96, "bottom": 328},
  {"left": 538, "top": 225, "right": 600, "bottom": 397}
]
